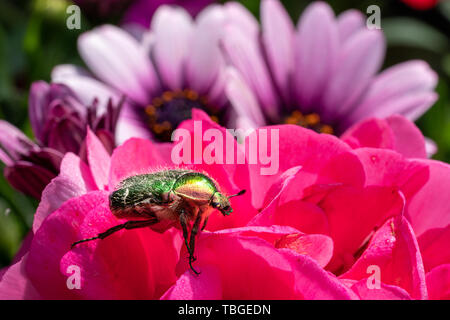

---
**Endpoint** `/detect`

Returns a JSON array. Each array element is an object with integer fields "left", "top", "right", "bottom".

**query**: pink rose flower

[{"left": 0, "top": 111, "right": 449, "bottom": 299}]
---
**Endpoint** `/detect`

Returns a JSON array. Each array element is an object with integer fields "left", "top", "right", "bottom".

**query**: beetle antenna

[{"left": 228, "top": 189, "right": 246, "bottom": 199}]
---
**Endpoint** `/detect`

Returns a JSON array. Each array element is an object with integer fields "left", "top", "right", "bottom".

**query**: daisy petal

[
  {"left": 336, "top": 9, "right": 365, "bottom": 43},
  {"left": 294, "top": 2, "right": 339, "bottom": 112},
  {"left": 186, "top": 5, "right": 226, "bottom": 95},
  {"left": 152, "top": 5, "right": 193, "bottom": 90},
  {"left": 222, "top": 25, "right": 279, "bottom": 121},
  {"left": 78, "top": 25, "right": 157, "bottom": 105},
  {"left": 223, "top": 2, "right": 259, "bottom": 39},
  {"left": 322, "top": 29, "right": 385, "bottom": 123},
  {"left": 225, "top": 67, "right": 265, "bottom": 127},
  {"left": 348, "top": 60, "right": 438, "bottom": 124},
  {"left": 261, "top": 0, "right": 295, "bottom": 103},
  {"left": 51, "top": 64, "right": 121, "bottom": 108}
]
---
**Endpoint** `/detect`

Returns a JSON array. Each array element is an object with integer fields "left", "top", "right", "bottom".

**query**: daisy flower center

[
  {"left": 145, "top": 89, "right": 219, "bottom": 142},
  {"left": 283, "top": 111, "right": 334, "bottom": 134}
]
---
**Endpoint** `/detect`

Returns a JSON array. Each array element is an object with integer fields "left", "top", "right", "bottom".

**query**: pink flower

[
  {"left": 401, "top": 0, "right": 439, "bottom": 10},
  {"left": 223, "top": 0, "right": 438, "bottom": 136},
  {"left": 1, "top": 111, "right": 449, "bottom": 299}
]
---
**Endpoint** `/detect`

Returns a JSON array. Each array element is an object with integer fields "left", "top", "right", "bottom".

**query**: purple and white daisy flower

[
  {"left": 222, "top": 0, "right": 438, "bottom": 135},
  {"left": 52, "top": 3, "right": 256, "bottom": 143}
]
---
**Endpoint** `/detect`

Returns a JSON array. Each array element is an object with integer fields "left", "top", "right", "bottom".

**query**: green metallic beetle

[{"left": 71, "top": 169, "right": 246, "bottom": 274}]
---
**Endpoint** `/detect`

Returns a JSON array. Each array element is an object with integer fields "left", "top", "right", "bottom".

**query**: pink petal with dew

[
  {"left": 349, "top": 279, "right": 411, "bottom": 300},
  {"left": 152, "top": 6, "right": 193, "bottom": 90},
  {"left": 86, "top": 127, "right": 111, "bottom": 190},
  {"left": 261, "top": 0, "right": 295, "bottom": 103},
  {"left": 245, "top": 125, "right": 365, "bottom": 209},
  {"left": 426, "top": 264, "right": 450, "bottom": 300},
  {"left": 280, "top": 249, "right": 358, "bottom": 299},
  {"left": 320, "top": 185, "right": 404, "bottom": 273},
  {"left": 61, "top": 200, "right": 181, "bottom": 299},
  {"left": 212, "top": 225, "right": 333, "bottom": 268},
  {"left": 340, "top": 216, "right": 428, "bottom": 300},
  {"left": 386, "top": 116, "right": 427, "bottom": 158},
  {"left": 33, "top": 153, "right": 96, "bottom": 232},
  {"left": 406, "top": 160, "right": 450, "bottom": 236},
  {"left": 355, "top": 148, "right": 429, "bottom": 200},
  {"left": 174, "top": 231, "right": 301, "bottom": 299},
  {"left": 342, "top": 115, "right": 427, "bottom": 159},
  {"left": 275, "top": 233, "right": 334, "bottom": 268},
  {"left": 161, "top": 265, "right": 222, "bottom": 300},
  {"left": 294, "top": 1, "right": 338, "bottom": 112},
  {"left": 418, "top": 225, "right": 450, "bottom": 272},
  {"left": 253, "top": 200, "right": 330, "bottom": 236},
  {"left": 248, "top": 166, "right": 330, "bottom": 235},
  {"left": 108, "top": 138, "right": 168, "bottom": 190},
  {"left": 173, "top": 229, "right": 355, "bottom": 299},
  {"left": 26, "top": 191, "right": 109, "bottom": 299},
  {"left": 0, "top": 255, "right": 41, "bottom": 300},
  {"left": 10, "top": 232, "right": 34, "bottom": 265},
  {"left": 175, "top": 110, "right": 257, "bottom": 230}
]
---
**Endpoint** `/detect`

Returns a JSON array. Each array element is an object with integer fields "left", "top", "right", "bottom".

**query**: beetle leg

[
  {"left": 71, "top": 218, "right": 157, "bottom": 248},
  {"left": 189, "top": 213, "right": 203, "bottom": 263},
  {"left": 179, "top": 209, "right": 201, "bottom": 275},
  {"left": 201, "top": 217, "right": 209, "bottom": 231},
  {"left": 179, "top": 210, "right": 192, "bottom": 255}
]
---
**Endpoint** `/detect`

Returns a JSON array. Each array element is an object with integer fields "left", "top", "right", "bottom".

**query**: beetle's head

[{"left": 210, "top": 190, "right": 246, "bottom": 216}]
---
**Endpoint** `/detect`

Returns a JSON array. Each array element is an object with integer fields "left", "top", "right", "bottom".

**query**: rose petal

[
  {"left": 86, "top": 128, "right": 111, "bottom": 190},
  {"left": 341, "top": 216, "right": 428, "bottom": 300},
  {"left": 426, "top": 264, "right": 450, "bottom": 300}
]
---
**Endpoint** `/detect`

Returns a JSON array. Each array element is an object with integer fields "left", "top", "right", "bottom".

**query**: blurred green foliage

[{"left": 0, "top": 0, "right": 449, "bottom": 268}]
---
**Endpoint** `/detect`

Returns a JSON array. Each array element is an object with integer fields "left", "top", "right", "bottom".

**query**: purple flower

[
  {"left": 0, "top": 81, "right": 121, "bottom": 198},
  {"left": 0, "top": 121, "right": 61, "bottom": 199},
  {"left": 123, "top": 0, "right": 215, "bottom": 27},
  {"left": 222, "top": 0, "right": 438, "bottom": 135},
  {"left": 52, "top": 3, "right": 253, "bottom": 143},
  {"left": 72, "top": 0, "right": 213, "bottom": 23},
  {"left": 72, "top": 0, "right": 132, "bottom": 18}
]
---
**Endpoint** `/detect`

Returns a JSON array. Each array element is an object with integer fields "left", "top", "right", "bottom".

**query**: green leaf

[{"left": 382, "top": 17, "right": 449, "bottom": 54}]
